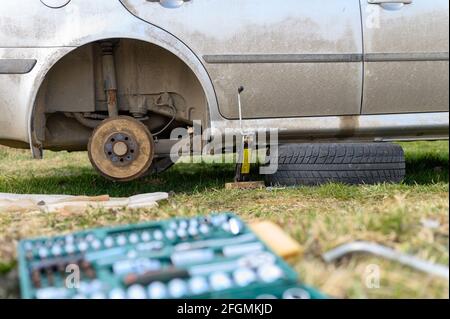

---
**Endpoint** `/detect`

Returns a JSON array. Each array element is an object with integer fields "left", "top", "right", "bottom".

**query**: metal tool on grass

[{"left": 323, "top": 241, "right": 449, "bottom": 279}]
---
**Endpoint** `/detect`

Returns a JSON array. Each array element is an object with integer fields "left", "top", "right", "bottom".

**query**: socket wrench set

[{"left": 18, "top": 213, "right": 324, "bottom": 299}]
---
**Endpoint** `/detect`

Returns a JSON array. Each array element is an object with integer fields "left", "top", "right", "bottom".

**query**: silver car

[{"left": 0, "top": 0, "right": 448, "bottom": 183}]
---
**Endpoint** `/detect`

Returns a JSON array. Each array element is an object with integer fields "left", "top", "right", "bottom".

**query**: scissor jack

[{"left": 225, "top": 87, "right": 265, "bottom": 190}]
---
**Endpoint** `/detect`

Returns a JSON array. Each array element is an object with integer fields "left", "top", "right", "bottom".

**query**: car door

[
  {"left": 360, "top": 0, "right": 449, "bottom": 114},
  {"left": 120, "top": 0, "right": 364, "bottom": 119}
]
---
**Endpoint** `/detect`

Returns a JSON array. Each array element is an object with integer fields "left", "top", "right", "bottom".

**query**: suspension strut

[{"left": 100, "top": 41, "right": 119, "bottom": 117}]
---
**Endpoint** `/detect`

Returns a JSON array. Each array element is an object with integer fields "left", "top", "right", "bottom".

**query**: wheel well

[{"left": 32, "top": 38, "right": 208, "bottom": 152}]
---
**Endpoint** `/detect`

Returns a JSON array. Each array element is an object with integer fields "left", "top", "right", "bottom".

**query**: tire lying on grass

[{"left": 265, "top": 143, "right": 405, "bottom": 186}]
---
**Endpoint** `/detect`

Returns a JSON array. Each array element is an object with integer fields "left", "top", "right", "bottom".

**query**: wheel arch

[{"left": 27, "top": 28, "right": 218, "bottom": 156}]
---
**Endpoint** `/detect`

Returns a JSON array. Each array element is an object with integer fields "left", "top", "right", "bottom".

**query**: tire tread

[{"left": 265, "top": 143, "right": 405, "bottom": 186}]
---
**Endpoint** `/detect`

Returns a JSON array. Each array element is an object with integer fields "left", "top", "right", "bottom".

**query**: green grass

[{"left": 0, "top": 141, "right": 448, "bottom": 298}]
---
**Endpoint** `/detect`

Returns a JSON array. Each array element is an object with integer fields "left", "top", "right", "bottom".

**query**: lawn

[{"left": 0, "top": 141, "right": 448, "bottom": 299}]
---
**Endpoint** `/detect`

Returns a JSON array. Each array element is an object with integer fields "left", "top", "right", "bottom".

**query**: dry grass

[{"left": 0, "top": 141, "right": 448, "bottom": 298}]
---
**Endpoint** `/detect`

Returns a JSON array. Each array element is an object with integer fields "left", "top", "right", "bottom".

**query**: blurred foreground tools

[{"left": 18, "top": 213, "right": 325, "bottom": 299}]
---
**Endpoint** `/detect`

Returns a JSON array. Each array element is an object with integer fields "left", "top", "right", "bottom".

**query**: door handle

[
  {"left": 368, "top": 0, "right": 412, "bottom": 4},
  {"left": 146, "top": 0, "right": 192, "bottom": 9},
  {"left": 368, "top": 0, "right": 412, "bottom": 10}
]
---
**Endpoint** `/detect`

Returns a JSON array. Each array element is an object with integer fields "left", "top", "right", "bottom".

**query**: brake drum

[{"left": 88, "top": 116, "right": 154, "bottom": 182}]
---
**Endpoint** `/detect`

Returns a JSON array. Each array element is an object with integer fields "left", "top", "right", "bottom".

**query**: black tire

[{"left": 265, "top": 143, "right": 405, "bottom": 186}]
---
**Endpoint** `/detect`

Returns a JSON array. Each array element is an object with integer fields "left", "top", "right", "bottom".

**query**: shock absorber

[{"left": 100, "top": 41, "right": 118, "bottom": 117}]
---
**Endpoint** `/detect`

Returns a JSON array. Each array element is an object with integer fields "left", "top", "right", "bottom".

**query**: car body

[{"left": 0, "top": 0, "right": 448, "bottom": 161}]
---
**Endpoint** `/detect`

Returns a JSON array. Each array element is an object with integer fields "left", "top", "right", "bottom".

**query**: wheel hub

[
  {"left": 113, "top": 141, "right": 128, "bottom": 156},
  {"left": 88, "top": 116, "right": 154, "bottom": 182},
  {"left": 104, "top": 133, "right": 137, "bottom": 166}
]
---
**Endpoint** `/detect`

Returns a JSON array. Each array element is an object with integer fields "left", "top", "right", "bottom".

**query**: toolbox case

[{"left": 18, "top": 213, "right": 325, "bottom": 299}]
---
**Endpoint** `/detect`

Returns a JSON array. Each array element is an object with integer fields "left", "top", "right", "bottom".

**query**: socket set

[{"left": 18, "top": 213, "right": 325, "bottom": 299}]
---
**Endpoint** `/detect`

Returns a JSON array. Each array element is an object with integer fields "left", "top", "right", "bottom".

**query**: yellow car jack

[{"left": 225, "top": 87, "right": 265, "bottom": 190}]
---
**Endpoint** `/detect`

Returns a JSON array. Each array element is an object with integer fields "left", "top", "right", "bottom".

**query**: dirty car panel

[
  {"left": 121, "top": 0, "right": 365, "bottom": 119},
  {"left": 0, "top": 0, "right": 448, "bottom": 157}
]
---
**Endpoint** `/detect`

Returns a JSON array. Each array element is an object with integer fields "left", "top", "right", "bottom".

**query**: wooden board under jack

[{"left": 225, "top": 181, "right": 265, "bottom": 190}]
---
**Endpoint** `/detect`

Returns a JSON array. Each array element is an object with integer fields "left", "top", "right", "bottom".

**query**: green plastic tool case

[{"left": 18, "top": 213, "right": 325, "bottom": 299}]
